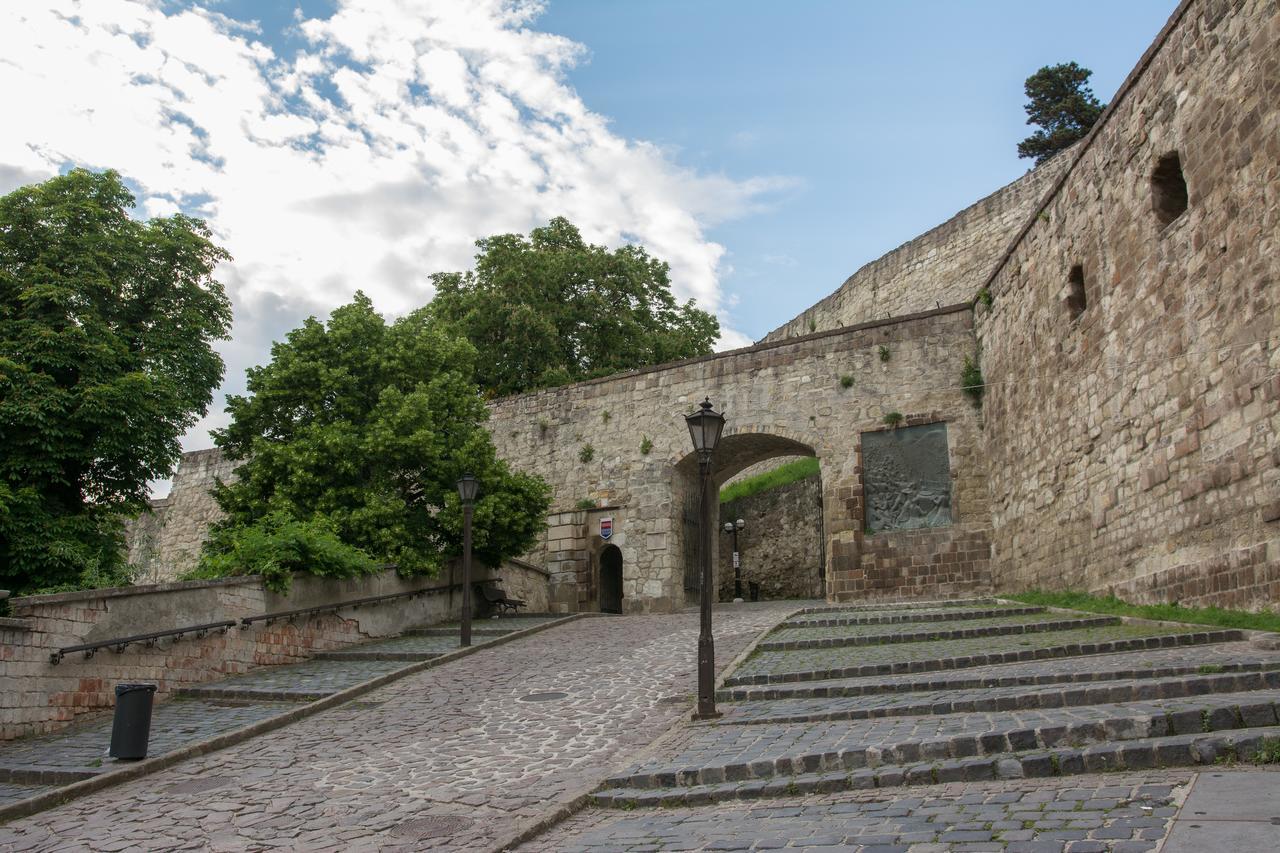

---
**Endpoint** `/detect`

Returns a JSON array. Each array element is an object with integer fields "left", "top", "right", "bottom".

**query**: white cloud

[{"left": 0, "top": 0, "right": 783, "bottom": 473}]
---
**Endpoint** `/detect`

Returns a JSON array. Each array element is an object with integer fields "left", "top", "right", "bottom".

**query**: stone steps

[
  {"left": 757, "top": 615, "right": 1119, "bottom": 652},
  {"left": 312, "top": 650, "right": 445, "bottom": 661},
  {"left": 780, "top": 605, "right": 1045, "bottom": 628},
  {"left": 720, "top": 656, "right": 1280, "bottom": 702},
  {"left": 711, "top": 670, "right": 1280, "bottom": 726},
  {"left": 724, "top": 628, "right": 1245, "bottom": 687},
  {"left": 404, "top": 627, "right": 512, "bottom": 637},
  {"left": 604, "top": 690, "right": 1280, "bottom": 791},
  {"left": 591, "top": 726, "right": 1280, "bottom": 809},
  {"left": 796, "top": 598, "right": 996, "bottom": 615}
]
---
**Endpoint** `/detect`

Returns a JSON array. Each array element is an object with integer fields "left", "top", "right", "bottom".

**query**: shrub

[
  {"left": 187, "top": 511, "right": 381, "bottom": 594},
  {"left": 883, "top": 411, "right": 904, "bottom": 427}
]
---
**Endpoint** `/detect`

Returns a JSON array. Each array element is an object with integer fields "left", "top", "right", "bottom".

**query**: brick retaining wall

[{"left": 0, "top": 561, "right": 549, "bottom": 740}]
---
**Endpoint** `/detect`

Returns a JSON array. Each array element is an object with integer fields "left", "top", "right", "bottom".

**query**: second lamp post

[
  {"left": 685, "top": 397, "right": 725, "bottom": 720},
  {"left": 457, "top": 473, "right": 479, "bottom": 647},
  {"left": 722, "top": 517, "right": 746, "bottom": 601}
]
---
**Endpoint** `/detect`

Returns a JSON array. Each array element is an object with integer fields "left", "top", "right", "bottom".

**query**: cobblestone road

[{"left": 0, "top": 602, "right": 804, "bottom": 852}]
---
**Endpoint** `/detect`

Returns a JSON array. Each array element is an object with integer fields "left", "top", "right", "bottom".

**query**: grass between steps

[
  {"left": 1004, "top": 589, "right": 1280, "bottom": 634},
  {"left": 719, "top": 457, "right": 819, "bottom": 504}
]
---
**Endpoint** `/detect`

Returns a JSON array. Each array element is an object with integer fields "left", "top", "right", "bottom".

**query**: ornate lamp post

[
  {"left": 685, "top": 397, "right": 725, "bottom": 720},
  {"left": 722, "top": 518, "right": 746, "bottom": 601},
  {"left": 457, "top": 473, "right": 480, "bottom": 647}
]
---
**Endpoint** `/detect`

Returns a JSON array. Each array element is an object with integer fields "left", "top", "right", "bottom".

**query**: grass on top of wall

[
  {"left": 1004, "top": 589, "right": 1280, "bottom": 634},
  {"left": 720, "top": 457, "right": 819, "bottom": 504}
]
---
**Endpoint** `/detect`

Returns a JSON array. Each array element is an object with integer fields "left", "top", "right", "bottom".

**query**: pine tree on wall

[{"left": 1017, "top": 62, "right": 1106, "bottom": 164}]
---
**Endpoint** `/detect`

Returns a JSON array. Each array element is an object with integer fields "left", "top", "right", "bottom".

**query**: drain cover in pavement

[
  {"left": 518, "top": 691, "right": 569, "bottom": 702},
  {"left": 164, "top": 776, "right": 234, "bottom": 795},
  {"left": 388, "top": 816, "right": 473, "bottom": 839}
]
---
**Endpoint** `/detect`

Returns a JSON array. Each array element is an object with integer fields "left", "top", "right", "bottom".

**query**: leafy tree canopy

[
  {"left": 1017, "top": 62, "right": 1106, "bottom": 165},
  {"left": 429, "top": 217, "right": 720, "bottom": 397},
  {"left": 209, "top": 294, "right": 550, "bottom": 575},
  {"left": 0, "top": 169, "right": 231, "bottom": 593}
]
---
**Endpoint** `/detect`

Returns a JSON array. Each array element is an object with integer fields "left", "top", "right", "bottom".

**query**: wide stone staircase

[
  {"left": 0, "top": 614, "right": 565, "bottom": 809},
  {"left": 592, "top": 598, "right": 1280, "bottom": 808}
]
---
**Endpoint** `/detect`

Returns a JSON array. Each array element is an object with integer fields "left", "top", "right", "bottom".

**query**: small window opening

[
  {"left": 1065, "top": 263, "right": 1087, "bottom": 319},
  {"left": 1151, "top": 152, "right": 1188, "bottom": 228}
]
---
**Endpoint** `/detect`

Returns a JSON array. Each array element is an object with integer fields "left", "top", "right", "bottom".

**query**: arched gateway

[{"left": 488, "top": 305, "right": 993, "bottom": 614}]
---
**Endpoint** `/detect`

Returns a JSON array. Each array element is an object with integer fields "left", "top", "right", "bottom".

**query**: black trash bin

[{"left": 109, "top": 683, "right": 157, "bottom": 760}]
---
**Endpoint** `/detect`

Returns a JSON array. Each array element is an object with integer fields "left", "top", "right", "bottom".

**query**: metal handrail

[
  {"left": 239, "top": 582, "right": 468, "bottom": 626},
  {"left": 50, "top": 620, "right": 237, "bottom": 665}
]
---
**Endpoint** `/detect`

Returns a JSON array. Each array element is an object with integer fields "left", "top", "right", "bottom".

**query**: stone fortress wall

[
  {"left": 717, "top": 473, "right": 824, "bottom": 602},
  {"left": 760, "top": 154, "right": 1069, "bottom": 343},
  {"left": 975, "top": 0, "right": 1280, "bottom": 609},
  {"left": 127, "top": 0, "right": 1278, "bottom": 613},
  {"left": 125, "top": 448, "right": 237, "bottom": 582}
]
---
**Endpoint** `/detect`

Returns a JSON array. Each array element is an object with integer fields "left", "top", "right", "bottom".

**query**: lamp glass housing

[
  {"left": 456, "top": 473, "right": 480, "bottom": 504},
  {"left": 685, "top": 397, "right": 725, "bottom": 456}
]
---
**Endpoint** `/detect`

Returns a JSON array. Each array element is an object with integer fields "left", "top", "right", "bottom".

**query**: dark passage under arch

[{"left": 599, "top": 545, "right": 623, "bottom": 614}]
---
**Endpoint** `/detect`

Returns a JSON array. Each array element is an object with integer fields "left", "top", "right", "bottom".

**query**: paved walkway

[{"left": 0, "top": 602, "right": 802, "bottom": 852}]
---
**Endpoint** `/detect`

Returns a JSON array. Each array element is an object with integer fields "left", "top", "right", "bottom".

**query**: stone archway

[
  {"left": 599, "top": 544, "right": 623, "bottom": 614},
  {"left": 672, "top": 433, "right": 820, "bottom": 605}
]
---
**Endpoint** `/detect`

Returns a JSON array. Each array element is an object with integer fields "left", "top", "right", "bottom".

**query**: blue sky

[
  {"left": 1, "top": 0, "right": 1177, "bottom": 464},
  {"left": 536, "top": 0, "right": 1177, "bottom": 337}
]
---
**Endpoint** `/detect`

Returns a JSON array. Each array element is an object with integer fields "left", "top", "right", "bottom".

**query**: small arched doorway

[{"left": 599, "top": 545, "right": 623, "bottom": 614}]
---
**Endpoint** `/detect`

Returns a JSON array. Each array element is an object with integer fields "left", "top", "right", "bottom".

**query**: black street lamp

[
  {"left": 685, "top": 397, "right": 725, "bottom": 720},
  {"left": 457, "top": 473, "right": 480, "bottom": 647},
  {"left": 722, "top": 517, "right": 746, "bottom": 601}
]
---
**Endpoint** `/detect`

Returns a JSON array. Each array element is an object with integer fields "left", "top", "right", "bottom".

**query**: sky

[{"left": 0, "top": 0, "right": 1178, "bottom": 492}]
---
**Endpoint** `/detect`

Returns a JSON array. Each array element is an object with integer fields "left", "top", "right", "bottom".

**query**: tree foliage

[
  {"left": 429, "top": 217, "right": 719, "bottom": 397},
  {"left": 208, "top": 294, "right": 550, "bottom": 577},
  {"left": 1017, "top": 62, "right": 1106, "bottom": 164},
  {"left": 187, "top": 511, "right": 381, "bottom": 594},
  {"left": 0, "top": 169, "right": 231, "bottom": 593}
]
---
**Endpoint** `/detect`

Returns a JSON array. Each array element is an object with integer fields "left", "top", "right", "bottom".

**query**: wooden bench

[{"left": 480, "top": 583, "right": 526, "bottom": 615}]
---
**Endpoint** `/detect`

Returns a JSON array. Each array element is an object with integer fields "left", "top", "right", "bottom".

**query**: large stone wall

[
  {"left": 490, "top": 306, "right": 992, "bottom": 613},
  {"left": 125, "top": 448, "right": 236, "bottom": 582},
  {"left": 760, "top": 155, "right": 1070, "bottom": 343},
  {"left": 978, "top": 0, "right": 1280, "bottom": 609},
  {"left": 717, "top": 474, "right": 824, "bottom": 601},
  {"left": 0, "top": 561, "right": 548, "bottom": 739}
]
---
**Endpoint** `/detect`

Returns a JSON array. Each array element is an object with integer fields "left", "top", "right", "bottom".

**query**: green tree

[
  {"left": 1017, "top": 62, "right": 1106, "bottom": 164},
  {"left": 429, "top": 217, "right": 720, "bottom": 397},
  {"left": 208, "top": 294, "right": 550, "bottom": 576},
  {"left": 0, "top": 169, "right": 232, "bottom": 593}
]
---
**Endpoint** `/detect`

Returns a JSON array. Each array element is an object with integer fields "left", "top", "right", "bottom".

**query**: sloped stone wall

[
  {"left": 125, "top": 448, "right": 236, "bottom": 582},
  {"left": 717, "top": 474, "right": 824, "bottom": 601},
  {"left": 978, "top": 0, "right": 1280, "bottom": 609},
  {"left": 761, "top": 155, "right": 1069, "bottom": 343}
]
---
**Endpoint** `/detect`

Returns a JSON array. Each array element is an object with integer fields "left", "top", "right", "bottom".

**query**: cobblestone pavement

[
  {"left": 174, "top": 658, "right": 411, "bottom": 700},
  {"left": 768, "top": 612, "right": 1080, "bottom": 642},
  {"left": 544, "top": 599, "right": 1280, "bottom": 851},
  {"left": 524, "top": 772, "right": 1196, "bottom": 851},
  {"left": 0, "top": 601, "right": 805, "bottom": 851},
  {"left": 0, "top": 698, "right": 296, "bottom": 787},
  {"left": 781, "top": 605, "right": 1043, "bottom": 628}
]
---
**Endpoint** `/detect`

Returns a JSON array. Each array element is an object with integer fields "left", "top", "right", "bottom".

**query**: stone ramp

[
  {"left": 0, "top": 612, "right": 573, "bottom": 810},
  {"left": 590, "top": 600, "right": 1280, "bottom": 810}
]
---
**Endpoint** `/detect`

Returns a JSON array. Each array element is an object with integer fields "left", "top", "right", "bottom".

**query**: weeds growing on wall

[
  {"left": 640, "top": 436, "right": 653, "bottom": 455},
  {"left": 878, "top": 345, "right": 891, "bottom": 362},
  {"left": 977, "top": 287, "right": 993, "bottom": 308},
  {"left": 575, "top": 498, "right": 595, "bottom": 511},
  {"left": 840, "top": 374, "right": 855, "bottom": 389},
  {"left": 578, "top": 444, "right": 595, "bottom": 464},
  {"left": 1005, "top": 590, "right": 1280, "bottom": 633},
  {"left": 883, "top": 411, "right": 904, "bottom": 428},
  {"left": 961, "top": 354, "right": 985, "bottom": 407},
  {"left": 720, "top": 457, "right": 819, "bottom": 504}
]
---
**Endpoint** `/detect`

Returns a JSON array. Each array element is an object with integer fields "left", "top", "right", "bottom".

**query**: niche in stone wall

[
  {"left": 861, "top": 422, "right": 952, "bottom": 534},
  {"left": 1065, "top": 263, "right": 1087, "bottom": 319},
  {"left": 1151, "top": 151, "right": 1188, "bottom": 229}
]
